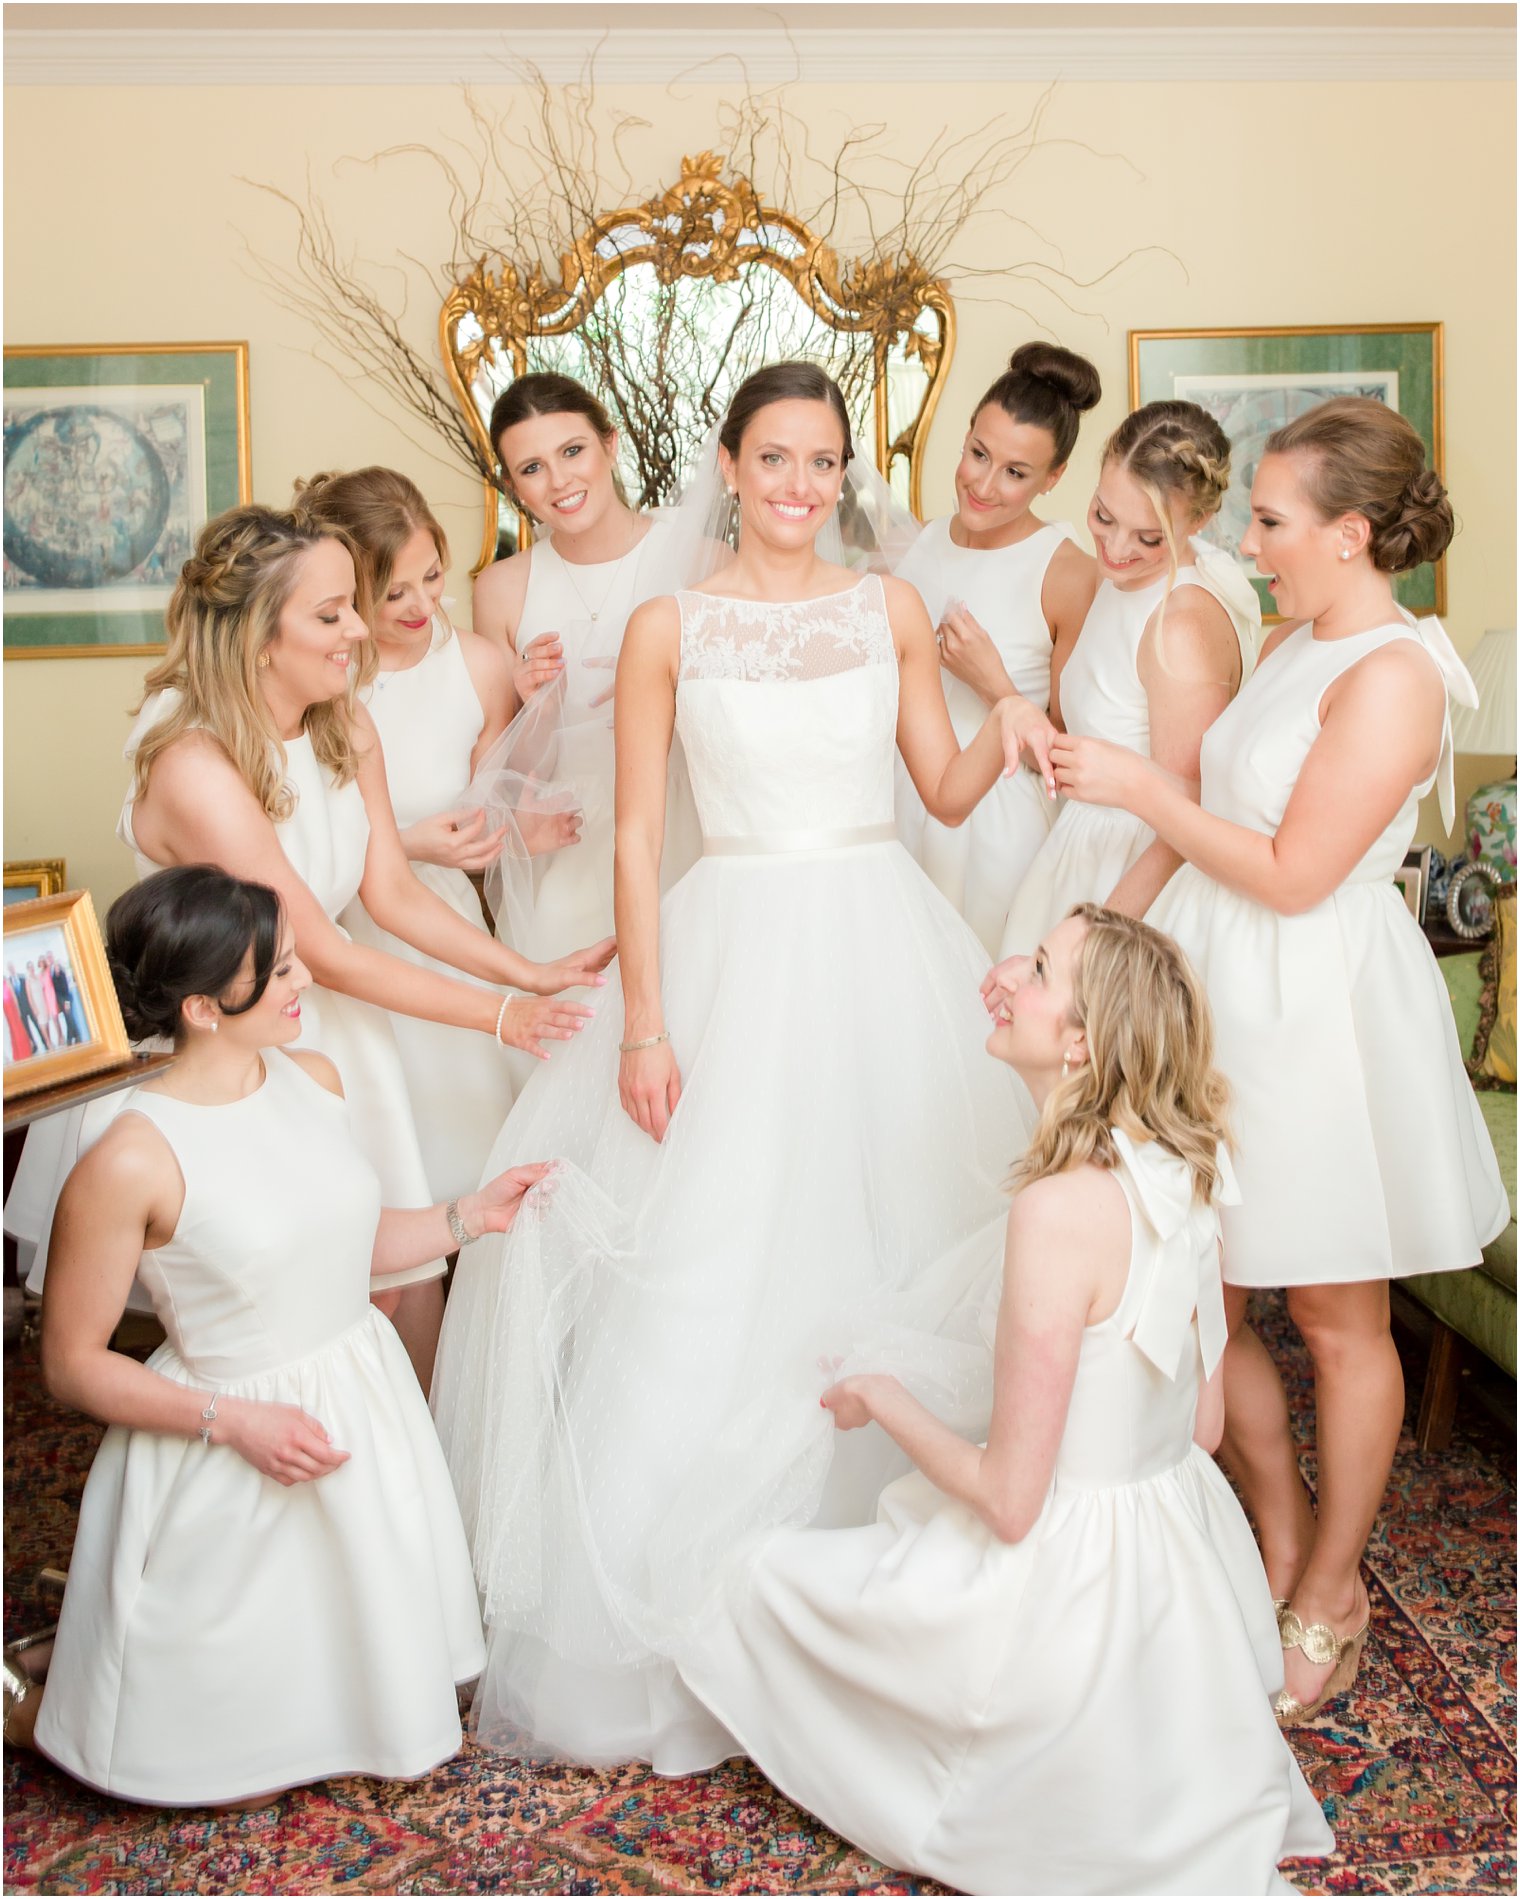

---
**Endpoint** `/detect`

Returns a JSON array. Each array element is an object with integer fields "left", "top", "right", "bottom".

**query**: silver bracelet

[
  {"left": 446, "top": 1198, "right": 475, "bottom": 1248},
  {"left": 619, "top": 1031, "right": 670, "bottom": 1053},
  {"left": 198, "top": 1391, "right": 219, "bottom": 1447}
]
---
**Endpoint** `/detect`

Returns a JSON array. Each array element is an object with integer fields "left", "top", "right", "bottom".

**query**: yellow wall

[{"left": 5, "top": 76, "right": 1515, "bottom": 908}]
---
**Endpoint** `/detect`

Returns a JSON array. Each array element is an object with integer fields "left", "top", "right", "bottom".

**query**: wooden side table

[
  {"left": 1422, "top": 916, "right": 1487, "bottom": 960},
  {"left": 4, "top": 1051, "right": 174, "bottom": 1136}
]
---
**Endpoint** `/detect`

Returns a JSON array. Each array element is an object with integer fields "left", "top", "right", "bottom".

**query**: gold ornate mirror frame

[{"left": 440, "top": 153, "right": 956, "bottom": 571}]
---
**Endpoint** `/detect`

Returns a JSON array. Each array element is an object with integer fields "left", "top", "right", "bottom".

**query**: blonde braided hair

[{"left": 133, "top": 504, "right": 374, "bottom": 821}]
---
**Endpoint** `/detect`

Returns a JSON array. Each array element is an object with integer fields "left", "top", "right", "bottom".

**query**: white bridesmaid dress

[
  {"left": 492, "top": 523, "right": 700, "bottom": 962},
  {"left": 432, "top": 574, "right": 1030, "bottom": 1773},
  {"left": 894, "top": 516, "right": 1076, "bottom": 953},
  {"left": 675, "top": 1132, "right": 1334, "bottom": 1896},
  {"left": 343, "top": 619, "right": 515, "bottom": 1201},
  {"left": 998, "top": 544, "right": 1260, "bottom": 958},
  {"left": 8, "top": 688, "right": 443, "bottom": 1294},
  {"left": 1149, "top": 618, "right": 1510, "bottom": 1288},
  {"left": 34, "top": 1051, "right": 483, "bottom": 1804}
]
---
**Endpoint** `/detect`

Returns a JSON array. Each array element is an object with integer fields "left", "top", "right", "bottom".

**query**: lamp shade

[{"left": 1451, "top": 627, "right": 1517, "bottom": 754}]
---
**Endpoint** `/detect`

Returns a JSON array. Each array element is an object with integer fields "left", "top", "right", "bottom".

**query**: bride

[{"left": 432, "top": 362, "right": 1040, "bottom": 1772}]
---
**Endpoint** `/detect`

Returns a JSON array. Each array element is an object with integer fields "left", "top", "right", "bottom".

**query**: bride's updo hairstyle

[
  {"left": 133, "top": 504, "right": 372, "bottom": 822},
  {"left": 106, "top": 866, "right": 282, "bottom": 1043},
  {"left": 1265, "top": 396, "right": 1455, "bottom": 573},
  {"left": 1015, "top": 902, "right": 1232, "bottom": 1206},
  {"left": 718, "top": 362, "right": 854, "bottom": 463},
  {"left": 296, "top": 467, "right": 450, "bottom": 608},
  {"left": 976, "top": 343, "right": 1101, "bottom": 466}
]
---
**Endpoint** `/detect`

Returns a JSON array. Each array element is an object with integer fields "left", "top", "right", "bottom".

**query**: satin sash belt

[{"left": 702, "top": 820, "right": 899, "bottom": 857}]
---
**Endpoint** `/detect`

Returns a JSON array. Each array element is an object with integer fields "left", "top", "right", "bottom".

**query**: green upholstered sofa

[{"left": 1399, "top": 950, "right": 1516, "bottom": 1449}]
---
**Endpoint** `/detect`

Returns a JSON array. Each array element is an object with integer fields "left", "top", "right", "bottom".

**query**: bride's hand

[
  {"left": 620, "top": 1039, "right": 682, "bottom": 1143},
  {"left": 521, "top": 938, "right": 617, "bottom": 994},
  {"left": 457, "top": 1161, "right": 555, "bottom": 1238},
  {"left": 995, "top": 694, "right": 1059, "bottom": 800},
  {"left": 497, "top": 995, "right": 595, "bottom": 1060}
]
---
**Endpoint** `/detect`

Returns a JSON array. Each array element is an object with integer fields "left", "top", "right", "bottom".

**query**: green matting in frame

[
  {"left": 4, "top": 342, "right": 251, "bottom": 659},
  {"left": 1129, "top": 323, "right": 1445, "bottom": 620}
]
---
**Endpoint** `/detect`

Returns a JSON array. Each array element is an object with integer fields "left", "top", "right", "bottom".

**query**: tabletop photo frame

[
  {"left": 3, "top": 341, "right": 251, "bottom": 659},
  {"left": 3, "top": 888, "right": 131, "bottom": 1099}
]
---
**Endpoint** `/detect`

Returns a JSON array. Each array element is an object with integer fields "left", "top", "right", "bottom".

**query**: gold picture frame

[
  {"left": 4, "top": 858, "right": 68, "bottom": 905},
  {"left": 3, "top": 889, "right": 131, "bottom": 1099},
  {"left": 1129, "top": 323, "right": 1445, "bottom": 621},
  {"left": 441, "top": 154, "right": 955, "bottom": 570},
  {"left": 4, "top": 341, "right": 252, "bottom": 660}
]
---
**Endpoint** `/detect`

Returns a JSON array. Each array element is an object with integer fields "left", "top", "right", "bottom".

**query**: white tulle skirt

[{"left": 431, "top": 838, "right": 1029, "bottom": 1771}]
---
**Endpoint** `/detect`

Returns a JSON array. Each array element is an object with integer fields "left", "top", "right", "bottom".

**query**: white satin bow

[
  {"left": 1112, "top": 1128, "right": 1238, "bottom": 1383},
  {"left": 1396, "top": 607, "right": 1478, "bottom": 831}
]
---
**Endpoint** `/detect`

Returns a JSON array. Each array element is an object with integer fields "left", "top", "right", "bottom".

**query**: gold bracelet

[{"left": 619, "top": 1031, "right": 669, "bottom": 1053}]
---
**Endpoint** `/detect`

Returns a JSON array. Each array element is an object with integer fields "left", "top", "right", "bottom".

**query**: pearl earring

[
  {"left": 1339, "top": 548, "right": 1351, "bottom": 561},
  {"left": 209, "top": 1019, "right": 218, "bottom": 1034}
]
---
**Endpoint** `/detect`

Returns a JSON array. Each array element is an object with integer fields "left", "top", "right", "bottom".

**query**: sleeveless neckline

[{"left": 681, "top": 576, "right": 870, "bottom": 609}]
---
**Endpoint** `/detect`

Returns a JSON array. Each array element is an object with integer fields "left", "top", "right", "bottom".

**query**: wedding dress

[{"left": 431, "top": 571, "right": 1029, "bottom": 1771}]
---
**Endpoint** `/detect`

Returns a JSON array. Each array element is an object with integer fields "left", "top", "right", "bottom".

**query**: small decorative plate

[{"left": 1447, "top": 860, "right": 1498, "bottom": 940}]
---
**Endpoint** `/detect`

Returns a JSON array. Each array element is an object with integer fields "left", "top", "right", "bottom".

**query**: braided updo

[
  {"left": 134, "top": 504, "right": 371, "bottom": 823},
  {"left": 106, "top": 866, "right": 283, "bottom": 1044},
  {"left": 1266, "top": 396, "right": 1454, "bottom": 573},
  {"left": 1103, "top": 401, "right": 1232, "bottom": 526}
]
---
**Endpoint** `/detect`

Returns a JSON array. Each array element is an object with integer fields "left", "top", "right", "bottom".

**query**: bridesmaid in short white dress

[
  {"left": 676, "top": 909, "right": 1332, "bottom": 1895},
  {"left": 35, "top": 1052, "right": 487, "bottom": 1802},
  {"left": 470, "top": 375, "right": 699, "bottom": 981},
  {"left": 1050, "top": 398, "right": 1509, "bottom": 1725},
  {"left": 995, "top": 402, "right": 1261, "bottom": 960},
  {"left": 894, "top": 343, "right": 1101, "bottom": 953}
]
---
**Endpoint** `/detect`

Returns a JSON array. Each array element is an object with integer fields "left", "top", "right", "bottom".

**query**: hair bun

[
  {"left": 1007, "top": 342, "right": 1102, "bottom": 414},
  {"left": 1371, "top": 465, "right": 1454, "bottom": 574},
  {"left": 106, "top": 949, "right": 179, "bottom": 1043}
]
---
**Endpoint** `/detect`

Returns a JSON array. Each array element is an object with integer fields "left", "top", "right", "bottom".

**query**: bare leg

[
  {"left": 387, "top": 1278, "right": 445, "bottom": 1395},
  {"left": 1278, "top": 1279, "right": 1396, "bottom": 1705},
  {"left": 1217, "top": 1286, "right": 1315, "bottom": 1601}
]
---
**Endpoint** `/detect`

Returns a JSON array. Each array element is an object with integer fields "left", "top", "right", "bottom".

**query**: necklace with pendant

[{"left": 558, "top": 523, "right": 641, "bottom": 622}]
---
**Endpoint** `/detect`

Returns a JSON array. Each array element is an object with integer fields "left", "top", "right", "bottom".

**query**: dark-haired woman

[
  {"left": 895, "top": 344, "right": 1101, "bottom": 952},
  {"left": 1051, "top": 397, "right": 1509, "bottom": 1723},
  {"left": 470, "top": 374, "right": 699, "bottom": 972},
  {"left": 434, "top": 362, "right": 1035, "bottom": 1771},
  {"left": 3, "top": 867, "right": 550, "bottom": 1803}
]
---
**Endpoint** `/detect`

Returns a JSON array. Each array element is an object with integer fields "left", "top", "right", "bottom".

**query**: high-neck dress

[
  {"left": 894, "top": 515, "right": 1076, "bottom": 953},
  {"left": 1148, "top": 618, "right": 1509, "bottom": 1286},
  {"left": 433, "top": 573, "right": 1031, "bottom": 1772},
  {"left": 33, "top": 1051, "right": 483, "bottom": 1804}
]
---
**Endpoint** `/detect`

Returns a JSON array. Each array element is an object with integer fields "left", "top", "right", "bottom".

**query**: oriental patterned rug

[{"left": 4, "top": 1294, "right": 1514, "bottom": 1894}]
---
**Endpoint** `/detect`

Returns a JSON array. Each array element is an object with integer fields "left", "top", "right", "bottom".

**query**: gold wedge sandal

[{"left": 1274, "top": 1604, "right": 1370, "bottom": 1724}]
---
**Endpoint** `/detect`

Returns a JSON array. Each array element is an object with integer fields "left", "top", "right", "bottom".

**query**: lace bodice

[{"left": 674, "top": 576, "right": 899, "bottom": 840}]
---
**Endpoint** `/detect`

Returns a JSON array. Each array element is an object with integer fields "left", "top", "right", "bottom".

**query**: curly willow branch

[{"left": 242, "top": 53, "right": 1175, "bottom": 510}]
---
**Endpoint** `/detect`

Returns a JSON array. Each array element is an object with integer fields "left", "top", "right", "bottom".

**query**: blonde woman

[
  {"left": 985, "top": 400, "right": 1260, "bottom": 972},
  {"left": 10, "top": 505, "right": 608, "bottom": 1387},
  {"left": 1052, "top": 399, "right": 1509, "bottom": 1722},
  {"left": 298, "top": 467, "right": 579, "bottom": 1200},
  {"left": 674, "top": 905, "right": 1332, "bottom": 1894}
]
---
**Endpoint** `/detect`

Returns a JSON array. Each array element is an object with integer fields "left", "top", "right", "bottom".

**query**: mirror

[{"left": 441, "top": 154, "right": 954, "bottom": 567}]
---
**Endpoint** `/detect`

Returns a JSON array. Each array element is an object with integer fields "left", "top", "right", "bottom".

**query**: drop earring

[{"left": 1061, "top": 1054, "right": 1070, "bottom": 1081}]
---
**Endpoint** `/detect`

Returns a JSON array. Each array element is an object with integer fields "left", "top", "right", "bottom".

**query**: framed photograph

[
  {"left": 1393, "top": 844, "right": 1432, "bottom": 923},
  {"left": 4, "top": 858, "right": 67, "bottom": 906},
  {"left": 1128, "top": 324, "right": 1444, "bottom": 621},
  {"left": 3, "top": 342, "right": 251, "bottom": 660},
  {"left": 1447, "top": 860, "right": 1499, "bottom": 941},
  {"left": 3, "top": 889, "right": 131, "bottom": 1100}
]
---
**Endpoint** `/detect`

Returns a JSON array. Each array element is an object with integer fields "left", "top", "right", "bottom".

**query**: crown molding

[{"left": 5, "top": 22, "right": 1515, "bottom": 86}]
